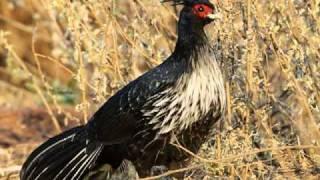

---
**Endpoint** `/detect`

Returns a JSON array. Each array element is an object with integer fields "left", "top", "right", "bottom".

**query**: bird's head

[
  {"left": 163, "top": 0, "right": 220, "bottom": 26},
  {"left": 163, "top": 0, "right": 220, "bottom": 51}
]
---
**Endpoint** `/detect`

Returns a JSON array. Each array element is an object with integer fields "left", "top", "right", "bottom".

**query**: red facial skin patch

[{"left": 192, "top": 4, "right": 214, "bottom": 19}]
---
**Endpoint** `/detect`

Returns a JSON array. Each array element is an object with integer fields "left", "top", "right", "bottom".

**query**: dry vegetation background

[{"left": 0, "top": 0, "right": 320, "bottom": 179}]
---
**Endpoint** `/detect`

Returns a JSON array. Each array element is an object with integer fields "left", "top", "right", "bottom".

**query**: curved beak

[{"left": 207, "top": 13, "right": 222, "bottom": 20}]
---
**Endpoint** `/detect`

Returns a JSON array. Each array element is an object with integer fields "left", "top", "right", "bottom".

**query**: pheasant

[{"left": 20, "top": 0, "right": 225, "bottom": 179}]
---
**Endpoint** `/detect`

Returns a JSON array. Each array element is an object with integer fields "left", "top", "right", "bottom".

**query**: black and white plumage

[{"left": 20, "top": 0, "right": 225, "bottom": 179}]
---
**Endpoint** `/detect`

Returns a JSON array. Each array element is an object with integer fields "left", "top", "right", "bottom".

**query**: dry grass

[{"left": 0, "top": 0, "right": 320, "bottom": 179}]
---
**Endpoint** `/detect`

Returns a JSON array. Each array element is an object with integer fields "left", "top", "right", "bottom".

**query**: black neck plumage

[{"left": 171, "top": 7, "right": 211, "bottom": 68}]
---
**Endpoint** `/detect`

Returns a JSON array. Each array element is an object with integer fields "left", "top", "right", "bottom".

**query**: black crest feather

[
  {"left": 161, "top": 0, "right": 214, "bottom": 7},
  {"left": 161, "top": 0, "right": 193, "bottom": 6}
]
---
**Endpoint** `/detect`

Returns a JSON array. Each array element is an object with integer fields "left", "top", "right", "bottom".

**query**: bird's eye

[
  {"left": 198, "top": 6, "right": 204, "bottom": 12},
  {"left": 192, "top": 4, "right": 213, "bottom": 19}
]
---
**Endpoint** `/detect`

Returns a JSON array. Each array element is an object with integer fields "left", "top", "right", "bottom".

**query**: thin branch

[
  {"left": 139, "top": 165, "right": 202, "bottom": 180},
  {"left": 171, "top": 142, "right": 320, "bottom": 164}
]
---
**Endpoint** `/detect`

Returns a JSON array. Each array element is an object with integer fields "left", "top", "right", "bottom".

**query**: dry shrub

[{"left": 0, "top": 0, "right": 319, "bottom": 179}]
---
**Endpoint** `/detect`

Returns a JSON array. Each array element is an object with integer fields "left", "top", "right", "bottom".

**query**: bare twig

[{"left": 139, "top": 165, "right": 202, "bottom": 180}]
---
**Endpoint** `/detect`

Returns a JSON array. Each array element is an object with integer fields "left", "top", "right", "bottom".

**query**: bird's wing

[{"left": 86, "top": 59, "right": 183, "bottom": 145}]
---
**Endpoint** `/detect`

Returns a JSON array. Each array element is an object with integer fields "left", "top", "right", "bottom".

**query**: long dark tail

[{"left": 20, "top": 126, "right": 104, "bottom": 180}]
